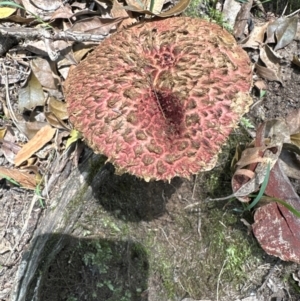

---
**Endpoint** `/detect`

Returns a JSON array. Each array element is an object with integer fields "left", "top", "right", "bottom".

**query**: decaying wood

[
  {"left": 0, "top": 27, "right": 108, "bottom": 43},
  {"left": 10, "top": 151, "right": 110, "bottom": 301}
]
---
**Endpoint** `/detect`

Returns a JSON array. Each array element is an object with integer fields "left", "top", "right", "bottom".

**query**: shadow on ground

[
  {"left": 25, "top": 234, "right": 149, "bottom": 301},
  {"left": 91, "top": 162, "right": 183, "bottom": 222}
]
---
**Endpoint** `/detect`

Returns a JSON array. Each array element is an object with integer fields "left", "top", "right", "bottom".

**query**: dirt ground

[{"left": 1, "top": 2, "right": 300, "bottom": 301}]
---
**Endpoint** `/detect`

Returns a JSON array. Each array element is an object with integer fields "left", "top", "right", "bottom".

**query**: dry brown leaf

[
  {"left": 0, "top": 167, "right": 37, "bottom": 189},
  {"left": 31, "top": 57, "right": 59, "bottom": 90},
  {"left": 18, "top": 71, "right": 45, "bottom": 111},
  {"left": 31, "top": 0, "right": 61, "bottom": 11},
  {"left": 241, "top": 22, "right": 269, "bottom": 49},
  {"left": 111, "top": 0, "right": 135, "bottom": 29},
  {"left": 260, "top": 44, "right": 281, "bottom": 69},
  {"left": 0, "top": 127, "right": 6, "bottom": 139},
  {"left": 70, "top": 16, "right": 123, "bottom": 35},
  {"left": 0, "top": 127, "right": 21, "bottom": 164},
  {"left": 290, "top": 134, "right": 300, "bottom": 148},
  {"left": 253, "top": 155, "right": 300, "bottom": 263},
  {"left": 275, "top": 15, "right": 298, "bottom": 51},
  {"left": 14, "top": 125, "right": 56, "bottom": 166},
  {"left": 3, "top": 15, "right": 35, "bottom": 23},
  {"left": 279, "top": 148, "right": 300, "bottom": 179},
  {"left": 25, "top": 40, "right": 72, "bottom": 58},
  {"left": 254, "top": 80, "right": 267, "bottom": 91},
  {"left": 21, "top": 0, "right": 44, "bottom": 18},
  {"left": 255, "top": 63, "right": 282, "bottom": 83},
  {"left": 231, "top": 119, "right": 288, "bottom": 202},
  {"left": 292, "top": 55, "right": 300, "bottom": 68},
  {"left": 48, "top": 97, "right": 68, "bottom": 120},
  {"left": 17, "top": 121, "right": 48, "bottom": 140},
  {"left": 126, "top": 0, "right": 165, "bottom": 14},
  {"left": 266, "top": 16, "right": 298, "bottom": 50},
  {"left": 50, "top": 4, "right": 73, "bottom": 20},
  {"left": 157, "top": 0, "right": 191, "bottom": 17},
  {"left": 45, "top": 111, "right": 70, "bottom": 130}
]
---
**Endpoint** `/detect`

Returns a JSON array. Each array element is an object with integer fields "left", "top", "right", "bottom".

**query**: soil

[{"left": 1, "top": 5, "right": 300, "bottom": 301}]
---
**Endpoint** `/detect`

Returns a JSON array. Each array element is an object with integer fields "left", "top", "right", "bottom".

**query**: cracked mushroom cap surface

[{"left": 65, "top": 17, "right": 252, "bottom": 181}]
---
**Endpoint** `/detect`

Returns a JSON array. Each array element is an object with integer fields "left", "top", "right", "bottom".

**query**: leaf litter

[{"left": 0, "top": 0, "right": 300, "bottom": 300}]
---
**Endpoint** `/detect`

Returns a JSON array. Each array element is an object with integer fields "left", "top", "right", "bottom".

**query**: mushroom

[{"left": 64, "top": 17, "right": 252, "bottom": 181}]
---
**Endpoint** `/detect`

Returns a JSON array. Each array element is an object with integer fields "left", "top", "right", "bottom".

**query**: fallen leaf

[
  {"left": 254, "top": 80, "right": 267, "bottom": 91},
  {"left": 252, "top": 160, "right": 300, "bottom": 264},
  {"left": 0, "top": 7, "right": 16, "bottom": 18},
  {"left": 125, "top": 0, "right": 160, "bottom": 14},
  {"left": 17, "top": 121, "right": 48, "bottom": 140},
  {"left": 279, "top": 148, "right": 300, "bottom": 180},
  {"left": 292, "top": 55, "right": 300, "bottom": 68},
  {"left": 259, "top": 44, "right": 281, "bottom": 78},
  {"left": 274, "top": 15, "right": 298, "bottom": 51},
  {"left": 120, "top": 0, "right": 190, "bottom": 17},
  {"left": 0, "top": 127, "right": 21, "bottom": 164},
  {"left": 232, "top": 119, "right": 288, "bottom": 202},
  {"left": 14, "top": 125, "right": 56, "bottom": 166},
  {"left": 158, "top": 0, "right": 191, "bottom": 17},
  {"left": 30, "top": 0, "right": 61, "bottom": 11},
  {"left": 21, "top": 0, "right": 44, "bottom": 18},
  {"left": 0, "top": 167, "right": 37, "bottom": 189},
  {"left": 31, "top": 57, "right": 59, "bottom": 90},
  {"left": 110, "top": 0, "right": 136, "bottom": 29},
  {"left": 241, "top": 22, "right": 269, "bottom": 49},
  {"left": 65, "top": 129, "right": 82, "bottom": 149},
  {"left": 70, "top": 16, "right": 123, "bottom": 35},
  {"left": 266, "top": 17, "right": 282, "bottom": 43},
  {"left": 232, "top": 111, "right": 300, "bottom": 263},
  {"left": 0, "top": 127, "right": 6, "bottom": 138},
  {"left": 48, "top": 97, "right": 68, "bottom": 120},
  {"left": 50, "top": 4, "right": 73, "bottom": 20},
  {"left": 45, "top": 111, "right": 70, "bottom": 130},
  {"left": 18, "top": 71, "right": 45, "bottom": 111},
  {"left": 255, "top": 63, "right": 282, "bottom": 83},
  {"left": 25, "top": 40, "right": 72, "bottom": 57},
  {"left": 3, "top": 15, "right": 35, "bottom": 23}
]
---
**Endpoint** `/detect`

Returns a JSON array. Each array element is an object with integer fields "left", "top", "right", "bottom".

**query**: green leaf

[
  {"left": 245, "top": 161, "right": 271, "bottom": 211},
  {"left": 65, "top": 129, "right": 82, "bottom": 149}
]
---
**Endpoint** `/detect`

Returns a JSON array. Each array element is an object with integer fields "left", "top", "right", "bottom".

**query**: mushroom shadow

[
  {"left": 24, "top": 234, "right": 149, "bottom": 301},
  {"left": 90, "top": 162, "right": 183, "bottom": 222}
]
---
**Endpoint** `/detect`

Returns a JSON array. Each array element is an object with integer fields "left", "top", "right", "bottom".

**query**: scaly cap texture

[{"left": 65, "top": 17, "right": 252, "bottom": 181}]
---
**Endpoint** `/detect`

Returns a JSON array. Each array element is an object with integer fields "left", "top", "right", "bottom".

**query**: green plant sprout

[
  {"left": 238, "top": 161, "right": 300, "bottom": 219},
  {"left": 0, "top": 172, "right": 20, "bottom": 186},
  {"left": 244, "top": 161, "right": 271, "bottom": 211},
  {"left": 240, "top": 117, "right": 255, "bottom": 129},
  {"left": 260, "top": 89, "right": 267, "bottom": 98},
  {"left": 0, "top": 172, "right": 44, "bottom": 207}
]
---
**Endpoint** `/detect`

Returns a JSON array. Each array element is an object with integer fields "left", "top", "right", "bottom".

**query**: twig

[
  {"left": 286, "top": 8, "right": 300, "bottom": 18},
  {"left": 160, "top": 227, "right": 176, "bottom": 252},
  {"left": 257, "top": 259, "right": 281, "bottom": 294},
  {"left": 0, "top": 27, "right": 108, "bottom": 43},
  {"left": 2, "top": 63, "right": 27, "bottom": 140},
  {"left": 217, "top": 258, "right": 228, "bottom": 301}
]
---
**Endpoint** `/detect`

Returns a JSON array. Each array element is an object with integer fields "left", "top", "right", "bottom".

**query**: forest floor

[{"left": 0, "top": 0, "right": 300, "bottom": 300}]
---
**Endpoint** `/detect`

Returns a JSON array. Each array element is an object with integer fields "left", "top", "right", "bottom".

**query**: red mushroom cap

[{"left": 65, "top": 17, "right": 252, "bottom": 181}]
